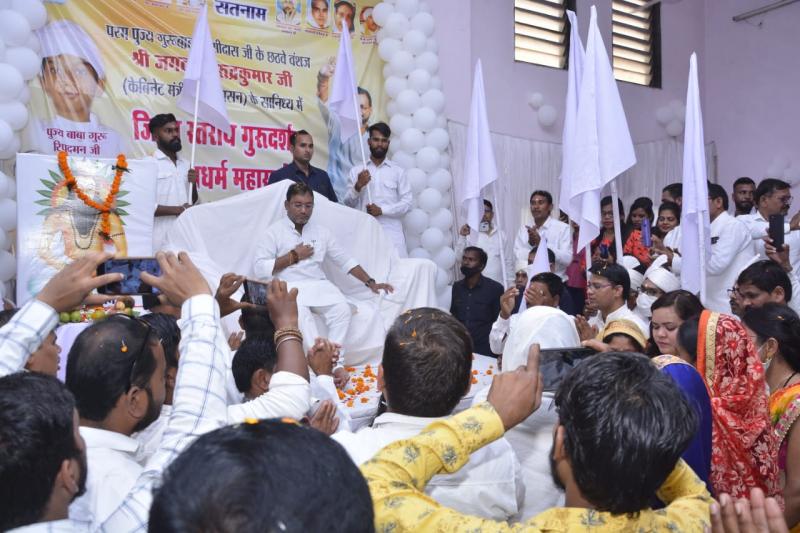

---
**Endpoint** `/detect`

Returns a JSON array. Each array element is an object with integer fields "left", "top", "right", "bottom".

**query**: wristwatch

[{"left": 365, "top": 277, "right": 375, "bottom": 287}]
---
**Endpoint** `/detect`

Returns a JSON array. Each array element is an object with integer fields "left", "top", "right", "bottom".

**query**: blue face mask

[{"left": 479, "top": 221, "right": 490, "bottom": 232}]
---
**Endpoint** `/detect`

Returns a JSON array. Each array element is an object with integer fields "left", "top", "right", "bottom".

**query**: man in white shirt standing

[
  {"left": 513, "top": 190, "right": 571, "bottom": 279},
  {"left": 344, "top": 122, "right": 412, "bottom": 257},
  {"left": 731, "top": 177, "right": 755, "bottom": 217},
  {"left": 147, "top": 113, "right": 197, "bottom": 253},
  {"left": 581, "top": 263, "right": 649, "bottom": 340},
  {"left": 333, "top": 308, "right": 523, "bottom": 521},
  {"left": 457, "top": 199, "right": 512, "bottom": 287},
  {"left": 254, "top": 182, "right": 393, "bottom": 388}
]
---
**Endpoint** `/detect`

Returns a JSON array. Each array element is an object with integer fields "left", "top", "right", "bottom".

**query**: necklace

[
  {"left": 68, "top": 211, "right": 100, "bottom": 250},
  {"left": 782, "top": 371, "right": 799, "bottom": 389},
  {"left": 57, "top": 151, "right": 127, "bottom": 242}
]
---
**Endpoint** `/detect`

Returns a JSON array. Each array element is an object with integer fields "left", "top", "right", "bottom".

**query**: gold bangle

[
  {"left": 275, "top": 335, "right": 302, "bottom": 351},
  {"left": 274, "top": 327, "right": 302, "bottom": 345}
]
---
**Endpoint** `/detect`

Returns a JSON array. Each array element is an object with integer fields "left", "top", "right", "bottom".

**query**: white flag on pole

[
  {"left": 558, "top": 10, "right": 584, "bottom": 219},
  {"left": 177, "top": 3, "right": 230, "bottom": 131},
  {"left": 570, "top": 6, "right": 636, "bottom": 254},
  {"left": 328, "top": 22, "right": 361, "bottom": 144},
  {"left": 680, "top": 52, "right": 711, "bottom": 300},
  {"left": 518, "top": 236, "right": 550, "bottom": 313},
  {"left": 458, "top": 59, "right": 498, "bottom": 232}
]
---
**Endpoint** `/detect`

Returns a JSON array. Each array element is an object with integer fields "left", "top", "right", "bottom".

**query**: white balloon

[
  {"left": 388, "top": 50, "right": 415, "bottom": 77},
  {"left": 528, "top": 92, "right": 544, "bottom": 109},
  {"left": 0, "top": 171, "right": 6, "bottom": 197},
  {"left": 414, "top": 51, "right": 439, "bottom": 74},
  {"left": 418, "top": 187, "right": 443, "bottom": 213},
  {"left": 410, "top": 11, "right": 435, "bottom": 36},
  {"left": 655, "top": 106, "right": 673, "bottom": 125},
  {"left": 435, "top": 267, "right": 453, "bottom": 290},
  {"left": 409, "top": 247, "right": 431, "bottom": 260},
  {"left": 437, "top": 286, "right": 452, "bottom": 309},
  {"left": 400, "top": 127, "right": 425, "bottom": 153},
  {"left": 395, "top": 0, "right": 419, "bottom": 18},
  {"left": 384, "top": 75, "right": 407, "bottom": 98},
  {"left": 665, "top": 119, "right": 684, "bottom": 137},
  {"left": 402, "top": 29, "right": 427, "bottom": 55},
  {"left": 420, "top": 227, "right": 445, "bottom": 251},
  {"left": 427, "top": 168, "right": 452, "bottom": 192},
  {"left": 412, "top": 106, "right": 436, "bottom": 131},
  {"left": 405, "top": 233, "right": 420, "bottom": 250},
  {"left": 406, "top": 168, "right": 427, "bottom": 193},
  {"left": 0, "top": 63, "right": 23, "bottom": 102},
  {"left": 416, "top": 146, "right": 440, "bottom": 172},
  {"left": 386, "top": 100, "right": 398, "bottom": 116},
  {"left": 420, "top": 89, "right": 445, "bottom": 113},
  {"left": 384, "top": 12, "right": 410, "bottom": 39},
  {"left": 419, "top": 1, "right": 430, "bottom": 12},
  {"left": 425, "top": 128, "right": 449, "bottom": 151},
  {"left": 0, "top": 10, "right": 30, "bottom": 47},
  {"left": 0, "top": 249, "right": 13, "bottom": 282},
  {"left": 0, "top": 197, "right": 15, "bottom": 231},
  {"left": 15, "top": 83, "right": 29, "bottom": 104},
  {"left": 24, "top": 33, "right": 39, "bottom": 54},
  {"left": 433, "top": 247, "right": 456, "bottom": 270},
  {"left": 669, "top": 99, "right": 685, "bottom": 116},
  {"left": 392, "top": 150, "right": 415, "bottom": 169},
  {"left": 537, "top": 104, "right": 558, "bottom": 127},
  {"left": 0, "top": 227, "right": 7, "bottom": 250},
  {"left": 389, "top": 113, "right": 413, "bottom": 135},
  {"left": 372, "top": 2, "right": 394, "bottom": 26},
  {"left": 0, "top": 38, "right": 7, "bottom": 63},
  {"left": 0, "top": 2, "right": 9, "bottom": 11},
  {"left": 0, "top": 100, "right": 26, "bottom": 131},
  {"left": 439, "top": 190, "right": 452, "bottom": 208},
  {"left": 395, "top": 88, "right": 421, "bottom": 114},
  {"left": 407, "top": 68, "right": 431, "bottom": 93},
  {"left": 429, "top": 208, "right": 453, "bottom": 231},
  {"left": 0, "top": 118, "right": 12, "bottom": 148},
  {"left": 404, "top": 208, "right": 429, "bottom": 234},
  {"left": 12, "top": 0, "right": 47, "bottom": 30},
  {"left": 0, "top": 133, "right": 19, "bottom": 159},
  {"left": 425, "top": 38, "right": 438, "bottom": 53},
  {"left": 439, "top": 151, "right": 450, "bottom": 169},
  {"left": 378, "top": 38, "right": 402, "bottom": 62}
]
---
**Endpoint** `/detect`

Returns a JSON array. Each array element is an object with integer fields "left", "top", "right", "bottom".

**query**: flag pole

[
  {"left": 188, "top": 78, "right": 200, "bottom": 202},
  {"left": 697, "top": 209, "right": 707, "bottom": 303},
  {"left": 609, "top": 182, "right": 624, "bottom": 260},
  {"left": 343, "top": 20, "right": 372, "bottom": 205},
  {"left": 492, "top": 181, "right": 509, "bottom": 289}
]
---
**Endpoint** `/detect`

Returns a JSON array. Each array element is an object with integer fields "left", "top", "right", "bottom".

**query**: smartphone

[
  {"left": 599, "top": 243, "right": 609, "bottom": 259},
  {"left": 641, "top": 217, "right": 652, "bottom": 247},
  {"left": 769, "top": 214, "right": 785, "bottom": 252},
  {"left": 539, "top": 347, "right": 597, "bottom": 392},
  {"left": 243, "top": 279, "right": 269, "bottom": 306},
  {"left": 97, "top": 257, "right": 161, "bottom": 295}
]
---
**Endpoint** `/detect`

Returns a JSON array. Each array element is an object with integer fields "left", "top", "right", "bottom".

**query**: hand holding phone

[
  {"left": 97, "top": 257, "right": 161, "bottom": 295},
  {"left": 641, "top": 218, "right": 652, "bottom": 247},
  {"left": 243, "top": 279, "right": 269, "bottom": 306},
  {"left": 769, "top": 214, "right": 785, "bottom": 252}
]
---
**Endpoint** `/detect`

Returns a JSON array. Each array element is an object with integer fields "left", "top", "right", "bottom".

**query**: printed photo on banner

[
  {"left": 332, "top": 1, "right": 356, "bottom": 34},
  {"left": 307, "top": 0, "right": 329, "bottom": 29},
  {"left": 360, "top": 6, "right": 378, "bottom": 36},
  {"left": 276, "top": 0, "right": 302, "bottom": 26}
]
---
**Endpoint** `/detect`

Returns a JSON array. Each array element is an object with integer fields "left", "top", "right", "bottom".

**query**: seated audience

[
  {"left": 676, "top": 310, "right": 780, "bottom": 500},
  {"left": 232, "top": 335, "right": 277, "bottom": 401},
  {"left": 581, "top": 262, "right": 648, "bottom": 339},
  {"left": 334, "top": 308, "right": 522, "bottom": 520},
  {"left": 363, "top": 349, "right": 713, "bottom": 530},
  {"left": 451, "top": 246, "right": 503, "bottom": 356},
  {"left": 734, "top": 259, "right": 800, "bottom": 317},
  {"left": 634, "top": 266, "right": 681, "bottom": 321}
]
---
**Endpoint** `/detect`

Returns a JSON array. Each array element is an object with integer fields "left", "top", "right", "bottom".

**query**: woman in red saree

[{"left": 694, "top": 310, "right": 780, "bottom": 500}]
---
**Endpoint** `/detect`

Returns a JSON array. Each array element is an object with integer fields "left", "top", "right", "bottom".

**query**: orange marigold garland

[{"left": 58, "top": 151, "right": 128, "bottom": 242}]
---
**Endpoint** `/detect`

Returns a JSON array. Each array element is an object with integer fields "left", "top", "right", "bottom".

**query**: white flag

[
  {"left": 458, "top": 59, "right": 498, "bottom": 232},
  {"left": 570, "top": 5, "right": 636, "bottom": 253},
  {"left": 177, "top": 4, "right": 230, "bottom": 130},
  {"left": 519, "top": 236, "right": 550, "bottom": 313},
  {"left": 680, "top": 52, "right": 711, "bottom": 300},
  {"left": 558, "top": 10, "right": 584, "bottom": 219},
  {"left": 328, "top": 21, "right": 361, "bottom": 143}
]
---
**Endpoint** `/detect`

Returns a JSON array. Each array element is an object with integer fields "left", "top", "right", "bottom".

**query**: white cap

[
  {"left": 37, "top": 20, "right": 105, "bottom": 80},
  {"left": 627, "top": 269, "right": 644, "bottom": 292},
  {"left": 646, "top": 267, "right": 681, "bottom": 293}
]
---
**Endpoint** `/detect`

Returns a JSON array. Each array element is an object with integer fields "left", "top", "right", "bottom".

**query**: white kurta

[
  {"left": 512, "top": 217, "right": 572, "bottom": 278},
  {"left": 149, "top": 149, "right": 190, "bottom": 253},
  {"left": 588, "top": 303, "right": 650, "bottom": 339},
  {"left": 703, "top": 212, "right": 757, "bottom": 313},
  {"left": 333, "top": 412, "right": 524, "bottom": 521},
  {"left": 457, "top": 227, "right": 513, "bottom": 287},
  {"left": 343, "top": 157, "right": 412, "bottom": 257},
  {"left": 738, "top": 210, "right": 800, "bottom": 279}
]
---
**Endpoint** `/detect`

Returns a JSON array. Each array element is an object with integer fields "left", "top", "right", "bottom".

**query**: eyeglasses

[{"left": 587, "top": 282, "right": 613, "bottom": 291}]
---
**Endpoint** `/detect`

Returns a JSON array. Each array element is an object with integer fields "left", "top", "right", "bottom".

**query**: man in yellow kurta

[{"left": 361, "top": 348, "right": 713, "bottom": 532}]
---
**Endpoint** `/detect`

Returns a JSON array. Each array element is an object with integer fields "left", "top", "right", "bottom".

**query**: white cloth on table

[
  {"left": 474, "top": 306, "right": 581, "bottom": 521},
  {"left": 165, "top": 180, "right": 437, "bottom": 365},
  {"left": 149, "top": 148, "right": 190, "bottom": 253},
  {"left": 513, "top": 217, "right": 572, "bottom": 278},
  {"left": 333, "top": 411, "right": 524, "bottom": 521},
  {"left": 343, "top": 157, "right": 412, "bottom": 258},
  {"left": 8, "top": 520, "right": 87, "bottom": 532},
  {"left": 457, "top": 227, "right": 513, "bottom": 287},
  {"left": 588, "top": 303, "right": 649, "bottom": 339}
]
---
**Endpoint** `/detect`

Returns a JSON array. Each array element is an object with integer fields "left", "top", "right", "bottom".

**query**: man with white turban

[{"left": 25, "top": 20, "right": 124, "bottom": 158}]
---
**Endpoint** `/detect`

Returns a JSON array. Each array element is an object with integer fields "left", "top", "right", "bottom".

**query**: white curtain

[{"left": 446, "top": 120, "right": 716, "bottom": 272}]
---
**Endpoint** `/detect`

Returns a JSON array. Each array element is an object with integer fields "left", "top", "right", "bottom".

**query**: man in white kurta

[
  {"left": 146, "top": 113, "right": 196, "bottom": 253},
  {"left": 513, "top": 191, "right": 571, "bottom": 279},
  {"left": 457, "top": 199, "right": 513, "bottom": 287},
  {"left": 253, "top": 182, "right": 392, "bottom": 386},
  {"left": 344, "top": 122, "right": 412, "bottom": 257}
]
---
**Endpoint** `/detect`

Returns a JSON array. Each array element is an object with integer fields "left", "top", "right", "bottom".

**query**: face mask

[
  {"left": 636, "top": 292, "right": 657, "bottom": 317},
  {"left": 479, "top": 221, "right": 490, "bottom": 233},
  {"left": 460, "top": 265, "right": 481, "bottom": 277}
]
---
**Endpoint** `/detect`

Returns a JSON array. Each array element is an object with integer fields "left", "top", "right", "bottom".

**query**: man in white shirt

[
  {"left": 739, "top": 178, "right": 800, "bottom": 276},
  {"left": 583, "top": 263, "right": 649, "bottom": 339},
  {"left": 147, "top": 113, "right": 197, "bottom": 253},
  {"left": 344, "top": 122, "right": 412, "bottom": 257},
  {"left": 333, "top": 308, "right": 523, "bottom": 521},
  {"left": 254, "top": 182, "right": 393, "bottom": 387},
  {"left": 732, "top": 177, "right": 755, "bottom": 217},
  {"left": 457, "top": 199, "right": 512, "bottom": 287},
  {"left": 513, "top": 190, "right": 571, "bottom": 278}
]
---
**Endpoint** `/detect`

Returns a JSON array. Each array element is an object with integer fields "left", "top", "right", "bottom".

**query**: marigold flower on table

[
  {"left": 346, "top": 400, "right": 354, "bottom": 407},
  {"left": 337, "top": 390, "right": 346, "bottom": 400},
  {"left": 471, "top": 377, "right": 478, "bottom": 384},
  {"left": 360, "top": 397, "right": 369, "bottom": 403},
  {"left": 486, "top": 369, "right": 493, "bottom": 375}
]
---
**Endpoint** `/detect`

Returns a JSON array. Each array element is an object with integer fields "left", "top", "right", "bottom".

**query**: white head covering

[
  {"left": 502, "top": 306, "right": 580, "bottom": 372},
  {"left": 619, "top": 255, "right": 643, "bottom": 292},
  {"left": 37, "top": 20, "right": 105, "bottom": 79},
  {"left": 645, "top": 267, "right": 681, "bottom": 293}
]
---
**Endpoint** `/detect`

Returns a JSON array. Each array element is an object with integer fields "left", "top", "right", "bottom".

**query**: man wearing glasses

[
  {"left": 583, "top": 263, "right": 649, "bottom": 340},
  {"left": 344, "top": 122, "right": 412, "bottom": 257}
]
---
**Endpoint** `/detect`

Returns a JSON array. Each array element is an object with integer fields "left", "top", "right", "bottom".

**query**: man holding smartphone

[{"left": 254, "top": 182, "right": 393, "bottom": 388}]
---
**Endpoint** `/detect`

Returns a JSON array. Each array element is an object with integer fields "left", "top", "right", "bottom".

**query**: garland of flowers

[{"left": 57, "top": 151, "right": 127, "bottom": 242}]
